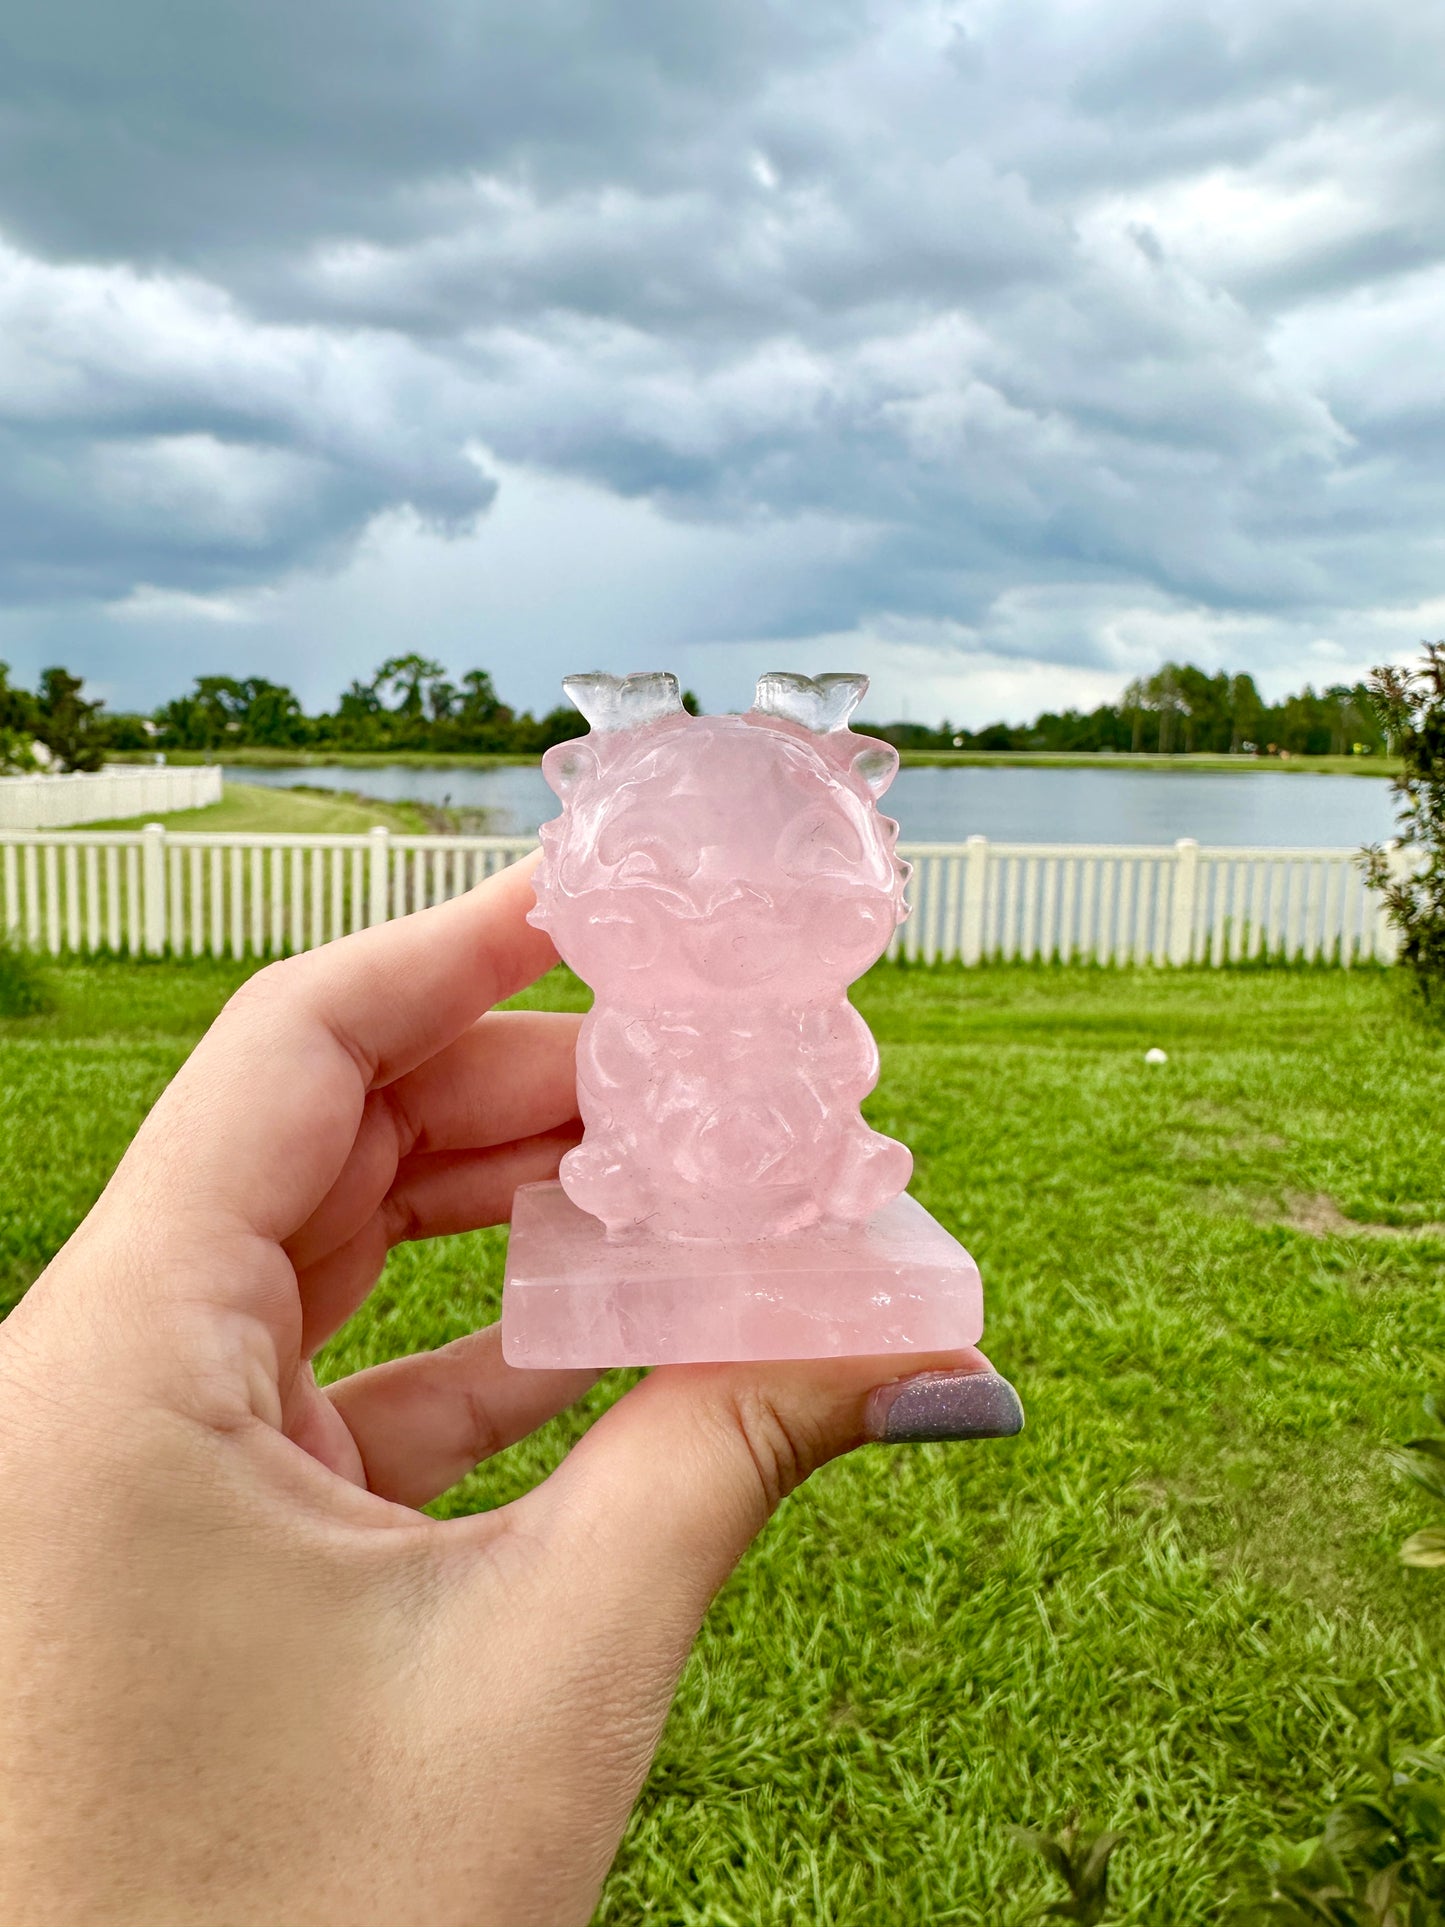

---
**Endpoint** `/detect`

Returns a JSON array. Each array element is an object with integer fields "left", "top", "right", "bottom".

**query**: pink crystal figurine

[{"left": 500, "top": 670, "right": 985, "bottom": 1367}]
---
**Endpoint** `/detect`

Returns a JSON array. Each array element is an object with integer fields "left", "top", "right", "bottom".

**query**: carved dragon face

[{"left": 530, "top": 671, "right": 909, "bottom": 997}]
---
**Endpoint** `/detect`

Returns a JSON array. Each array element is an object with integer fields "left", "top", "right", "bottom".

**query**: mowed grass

[
  {"left": 3, "top": 958, "right": 1444, "bottom": 1922},
  {"left": 89, "top": 775, "right": 435, "bottom": 835}
]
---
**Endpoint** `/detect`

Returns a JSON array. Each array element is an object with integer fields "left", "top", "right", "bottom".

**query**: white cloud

[
  {"left": 106, "top": 585, "right": 255, "bottom": 624},
  {"left": 0, "top": 232, "right": 494, "bottom": 596}
]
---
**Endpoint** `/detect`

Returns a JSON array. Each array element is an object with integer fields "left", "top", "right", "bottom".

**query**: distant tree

[
  {"left": 373, "top": 654, "right": 447, "bottom": 722},
  {"left": 155, "top": 675, "right": 306, "bottom": 750},
  {"left": 510, "top": 704, "right": 589, "bottom": 753},
  {"left": 1228, "top": 673, "right": 1263, "bottom": 752},
  {"left": 0, "top": 662, "right": 39, "bottom": 771},
  {"left": 441, "top": 669, "right": 515, "bottom": 752},
  {"left": 1122, "top": 677, "right": 1148, "bottom": 754},
  {"left": 0, "top": 661, "right": 36, "bottom": 737},
  {"left": 1086, "top": 702, "right": 1135, "bottom": 752},
  {"left": 242, "top": 679, "right": 308, "bottom": 747},
  {"left": 1025, "top": 704, "right": 1132, "bottom": 753},
  {"left": 459, "top": 669, "right": 502, "bottom": 720},
  {"left": 152, "top": 693, "right": 206, "bottom": 750},
  {"left": 34, "top": 667, "right": 106, "bottom": 771},
  {"left": 102, "top": 712, "right": 154, "bottom": 752},
  {"left": 330, "top": 678, "right": 385, "bottom": 748},
  {"left": 1152, "top": 664, "right": 1187, "bottom": 754},
  {"left": 1270, "top": 685, "right": 1325, "bottom": 755},
  {"left": 1171, "top": 665, "right": 1231, "bottom": 751},
  {"left": 1122, "top": 666, "right": 1189, "bottom": 753},
  {"left": 1321, "top": 681, "right": 1383, "bottom": 757}
]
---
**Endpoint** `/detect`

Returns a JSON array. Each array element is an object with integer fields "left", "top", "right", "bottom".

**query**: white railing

[
  {"left": 0, "top": 765, "right": 222, "bottom": 829},
  {"left": 0, "top": 827, "right": 1404, "bottom": 967},
  {"left": 891, "top": 836, "right": 1401, "bottom": 966}
]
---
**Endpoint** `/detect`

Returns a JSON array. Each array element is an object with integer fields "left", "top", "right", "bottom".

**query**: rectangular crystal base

[{"left": 501, "top": 1180, "right": 984, "bottom": 1368}]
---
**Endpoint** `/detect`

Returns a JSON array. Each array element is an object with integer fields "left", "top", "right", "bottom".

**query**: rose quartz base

[{"left": 501, "top": 1180, "right": 984, "bottom": 1368}]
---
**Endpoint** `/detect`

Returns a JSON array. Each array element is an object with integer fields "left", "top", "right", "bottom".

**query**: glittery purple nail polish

[{"left": 868, "top": 1369, "right": 1024, "bottom": 1443}]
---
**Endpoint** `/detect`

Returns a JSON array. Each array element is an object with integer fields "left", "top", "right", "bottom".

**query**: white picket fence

[
  {"left": 0, "top": 765, "right": 222, "bottom": 829},
  {"left": 899, "top": 836, "right": 1401, "bottom": 966},
  {"left": 0, "top": 826, "right": 1404, "bottom": 967}
]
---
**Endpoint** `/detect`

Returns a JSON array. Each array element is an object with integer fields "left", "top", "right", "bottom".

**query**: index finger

[{"left": 111, "top": 851, "right": 559, "bottom": 1248}]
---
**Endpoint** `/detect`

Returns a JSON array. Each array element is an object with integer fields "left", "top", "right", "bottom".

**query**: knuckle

[
  {"left": 375, "top": 1080, "right": 423, "bottom": 1159},
  {"left": 716, "top": 1383, "right": 824, "bottom": 1516},
  {"left": 455, "top": 1371, "right": 504, "bottom": 1470},
  {"left": 378, "top": 1187, "right": 422, "bottom": 1247},
  {"left": 220, "top": 955, "right": 304, "bottom": 1022}
]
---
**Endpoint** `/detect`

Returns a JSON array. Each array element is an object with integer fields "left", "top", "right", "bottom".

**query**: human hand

[{"left": 0, "top": 854, "right": 1020, "bottom": 1926}]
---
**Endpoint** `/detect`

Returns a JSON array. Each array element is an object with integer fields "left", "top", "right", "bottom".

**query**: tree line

[
  {"left": 867, "top": 664, "right": 1386, "bottom": 758},
  {"left": 0, "top": 653, "right": 1389, "bottom": 772},
  {"left": 0, "top": 655, "right": 607, "bottom": 771}
]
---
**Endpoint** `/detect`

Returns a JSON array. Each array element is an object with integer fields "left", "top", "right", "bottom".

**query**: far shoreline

[{"left": 106, "top": 746, "right": 1401, "bottom": 779}]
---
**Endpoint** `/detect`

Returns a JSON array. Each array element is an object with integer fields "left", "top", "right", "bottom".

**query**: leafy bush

[
  {"left": 1013, "top": 1819, "right": 1124, "bottom": 1922},
  {"left": 0, "top": 935, "right": 56, "bottom": 1017},
  {"left": 1240, "top": 1737, "right": 1445, "bottom": 1924},
  {"left": 0, "top": 724, "right": 39, "bottom": 773},
  {"left": 1364, "top": 644, "right": 1445, "bottom": 1000},
  {"left": 1392, "top": 1386, "right": 1445, "bottom": 1572}
]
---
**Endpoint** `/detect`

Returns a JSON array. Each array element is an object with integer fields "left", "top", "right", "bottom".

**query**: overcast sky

[{"left": 1, "top": 0, "right": 1442, "bottom": 724}]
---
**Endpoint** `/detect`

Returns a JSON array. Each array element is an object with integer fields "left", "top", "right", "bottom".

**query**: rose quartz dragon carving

[{"left": 528, "top": 670, "right": 914, "bottom": 1240}]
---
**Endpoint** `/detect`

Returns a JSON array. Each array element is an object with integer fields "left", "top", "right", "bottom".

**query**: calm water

[{"left": 229, "top": 761, "right": 1397, "bottom": 847}]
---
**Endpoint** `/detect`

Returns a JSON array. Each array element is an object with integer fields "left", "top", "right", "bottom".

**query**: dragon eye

[
  {"left": 776, "top": 807, "right": 865, "bottom": 878},
  {"left": 597, "top": 817, "right": 699, "bottom": 880},
  {"left": 615, "top": 847, "right": 661, "bottom": 881}
]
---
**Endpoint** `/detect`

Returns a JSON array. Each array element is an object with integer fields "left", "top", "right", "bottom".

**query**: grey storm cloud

[{"left": 0, "top": 0, "right": 1443, "bottom": 691}]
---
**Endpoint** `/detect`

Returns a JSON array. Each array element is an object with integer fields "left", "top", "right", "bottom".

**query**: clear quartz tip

[{"left": 562, "top": 670, "right": 684, "bottom": 732}]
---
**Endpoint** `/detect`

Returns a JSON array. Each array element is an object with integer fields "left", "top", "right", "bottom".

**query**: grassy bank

[
  {"left": 895, "top": 750, "right": 1399, "bottom": 776},
  {"left": 3, "top": 959, "right": 1444, "bottom": 1921},
  {"left": 107, "top": 747, "right": 536, "bottom": 770},
  {"left": 88, "top": 779, "right": 440, "bottom": 836},
  {"left": 107, "top": 746, "right": 1402, "bottom": 778}
]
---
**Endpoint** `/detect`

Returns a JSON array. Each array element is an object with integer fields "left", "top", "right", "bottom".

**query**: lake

[{"left": 229, "top": 760, "right": 1398, "bottom": 847}]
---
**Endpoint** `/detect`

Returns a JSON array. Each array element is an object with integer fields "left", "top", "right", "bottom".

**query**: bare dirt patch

[{"left": 1278, "top": 1191, "right": 1445, "bottom": 1240}]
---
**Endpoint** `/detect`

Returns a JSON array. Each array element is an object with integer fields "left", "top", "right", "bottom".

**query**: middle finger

[
  {"left": 295, "top": 1124, "right": 582, "bottom": 1358},
  {"left": 286, "top": 1009, "right": 582, "bottom": 1276}
]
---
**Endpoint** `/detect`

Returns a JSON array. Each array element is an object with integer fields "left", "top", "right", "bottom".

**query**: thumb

[
  {"left": 521, "top": 1348, "right": 1023, "bottom": 1644},
  {"left": 454, "top": 1350, "right": 1022, "bottom": 1921}
]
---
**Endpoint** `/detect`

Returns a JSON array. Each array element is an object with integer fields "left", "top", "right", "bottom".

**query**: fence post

[
  {"left": 368, "top": 826, "right": 391, "bottom": 927},
  {"left": 1170, "top": 837, "right": 1199, "bottom": 965},
  {"left": 961, "top": 835, "right": 988, "bottom": 965},
  {"left": 142, "top": 822, "right": 167, "bottom": 956}
]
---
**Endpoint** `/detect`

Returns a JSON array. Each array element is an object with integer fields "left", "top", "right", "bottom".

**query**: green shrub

[
  {"left": 0, "top": 724, "right": 39, "bottom": 773},
  {"left": 1364, "top": 644, "right": 1445, "bottom": 1001},
  {"left": 0, "top": 936, "right": 56, "bottom": 1017},
  {"left": 1393, "top": 1386, "right": 1445, "bottom": 1572},
  {"left": 1239, "top": 1737, "right": 1445, "bottom": 1924},
  {"left": 1013, "top": 1820, "right": 1124, "bottom": 1923}
]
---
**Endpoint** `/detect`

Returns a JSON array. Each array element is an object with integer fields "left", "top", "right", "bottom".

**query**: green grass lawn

[
  {"left": 89, "top": 777, "right": 437, "bottom": 836},
  {"left": 3, "top": 958, "right": 1444, "bottom": 1922}
]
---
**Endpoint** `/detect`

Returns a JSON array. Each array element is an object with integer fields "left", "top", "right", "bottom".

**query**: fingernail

[{"left": 867, "top": 1369, "right": 1025, "bottom": 1443}]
